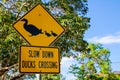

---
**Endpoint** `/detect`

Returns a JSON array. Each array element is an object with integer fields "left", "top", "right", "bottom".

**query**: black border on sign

[
  {"left": 12, "top": 3, "right": 65, "bottom": 46},
  {"left": 19, "top": 45, "right": 60, "bottom": 73}
]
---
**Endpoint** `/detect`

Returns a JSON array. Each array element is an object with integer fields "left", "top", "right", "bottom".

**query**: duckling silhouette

[
  {"left": 51, "top": 31, "right": 58, "bottom": 37},
  {"left": 44, "top": 31, "right": 51, "bottom": 37},
  {"left": 21, "top": 18, "right": 43, "bottom": 36}
]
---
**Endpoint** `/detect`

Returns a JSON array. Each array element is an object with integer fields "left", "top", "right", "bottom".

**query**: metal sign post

[{"left": 39, "top": 74, "right": 42, "bottom": 80}]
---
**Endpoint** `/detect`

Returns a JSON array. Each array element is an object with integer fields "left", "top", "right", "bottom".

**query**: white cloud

[
  {"left": 88, "top": 34, "right": 120, "bottom": 44},
  {"left": 61, "top": 57, "right": 76, "bottom": 74},
  {"left": 61, "top": 57, "right": 77, "bottom": 80},
  {"left": 61, "top": 57, "right": 75, "bottom": 67},
  {"left": 66, "top": 74, "right": 77, "bottom": 80}
]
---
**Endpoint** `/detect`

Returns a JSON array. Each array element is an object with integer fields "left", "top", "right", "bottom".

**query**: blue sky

[
  {"left": 61, "top": 0, "right": 120, "bottom": 80},
  {"left": 85, "top": 0, "right": 120, "bottom": 71}
]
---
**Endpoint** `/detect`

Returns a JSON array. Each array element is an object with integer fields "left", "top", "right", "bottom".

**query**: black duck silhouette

[
  {"left": 21, "top": 18, "right": 43, "bottom": 36},
  {"left": 44, "top": 31, "right": 51, "bottom": 37},
  {"left": 51, "top": 31, "right": 58, "bottom": 37}
]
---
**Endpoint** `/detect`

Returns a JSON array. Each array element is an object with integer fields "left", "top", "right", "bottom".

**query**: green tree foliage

[
  {"left": 41, "top": 74, "right": 60, "bottom": 80},
  {"left": 52, "top": 0, "right": 90, "bottom": 55},
  {"left": 0, "top": 0, "right": 90, "bottom": 79},
  {"left": 69, "top": 43, "right": 112, "bottom": 80}
]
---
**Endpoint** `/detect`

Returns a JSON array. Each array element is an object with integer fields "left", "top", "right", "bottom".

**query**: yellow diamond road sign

[
  {"left": 20, "top": 46, "right": 60, "bottom": 73},
  {"left": 13, "top": 4, "right": 65, "bottom": 46}
]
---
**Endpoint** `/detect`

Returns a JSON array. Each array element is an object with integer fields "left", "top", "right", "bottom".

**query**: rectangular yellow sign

[{"left": 19, "top": 46, "right": 60, "bottom": 73}]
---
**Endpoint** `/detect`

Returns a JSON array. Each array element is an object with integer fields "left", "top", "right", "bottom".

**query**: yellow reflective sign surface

[
  {"left": 13, "top": 4, "right": 65, "bottom": 46},
  {"left": 19, "top": 46, "right": 60, "bottom": 73}
]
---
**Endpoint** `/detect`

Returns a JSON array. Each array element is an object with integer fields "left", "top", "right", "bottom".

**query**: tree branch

[
  {"left": 0, "top": 67, "right": 8, "bottom": 76},
  {"left": 0, "top": 63, "right": 18, "bottom": 76},
  {"left": 0, "top": 63, "right": 24, "bottom": 80},
  {"left": 10, "top": 73, "right": 25, "bottom": 80}
]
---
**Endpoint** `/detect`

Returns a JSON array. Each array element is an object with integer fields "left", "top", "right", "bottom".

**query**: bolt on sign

[
  {"left": 13, "top": 4, "right": 65, "bottom": 46},
  {"left": 19, "top": 46, "right": 60, "bottom": 73}
]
